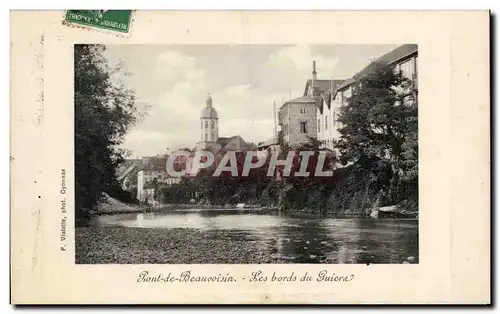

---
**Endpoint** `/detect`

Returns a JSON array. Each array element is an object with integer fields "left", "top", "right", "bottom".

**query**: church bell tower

[{"left": 198, "top": 93, "right": 219, "bottom": 149}]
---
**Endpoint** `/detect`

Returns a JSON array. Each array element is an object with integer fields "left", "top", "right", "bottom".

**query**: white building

[{"left": 313, "top": 44, "right": 418, "bottom": 153}]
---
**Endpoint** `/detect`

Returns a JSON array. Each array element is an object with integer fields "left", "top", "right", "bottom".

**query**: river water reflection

[{"left": 95, "top": 209, "right": 418, "bottom": 264}]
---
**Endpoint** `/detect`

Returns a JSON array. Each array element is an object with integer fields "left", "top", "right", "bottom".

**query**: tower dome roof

[
  {"left": 201, "top": 93, "right": 218, "bottom": 119},
  {"left": 201, "top": 106, "right": 218, "bottom": 119}
]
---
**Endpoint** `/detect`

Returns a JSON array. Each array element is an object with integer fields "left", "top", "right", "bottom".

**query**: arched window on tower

[
  {"left": 204, "top": 132, "right": 208, "bottom": 141},
  {"left": 211, "top": 121, "right": 215, "bottom": 129},
  {"left": 204, "top": 121, "right": 208, "bottom": 129},
  {"left": 212, "top": 132, "right": 215, "bottom": 139},
  {"left": 201, "top": 120, "right": 203, "bottom": 129}
]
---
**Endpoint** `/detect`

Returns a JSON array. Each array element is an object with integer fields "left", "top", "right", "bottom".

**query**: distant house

[
  {"left": 257, "top": 137, "right": 279, "bottom": 151},
  {"left": 277, "top": 94, "right": 317, "bottom": 148},
  {"left": 116, "top": 158, "right": 146, "bottom": 191},
  {"left": 276, "top": 61, "right": 346, "bottom": 149},
  {"left": 117, "top": 156, "right": 181, "bottom": 203},
  {"left": 317, "top": 44, "right": 418, "bottom": 151},
  {"left": 136, "top": 156, "right": 181, "bottom": 203}
]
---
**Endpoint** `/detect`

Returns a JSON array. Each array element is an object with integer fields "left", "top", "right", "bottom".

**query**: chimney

[{"left": 312, "top": 61, "right": 317, "bottom": 96}]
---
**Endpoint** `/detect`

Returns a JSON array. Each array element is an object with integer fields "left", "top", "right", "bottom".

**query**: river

[{"left": 93, "top": 209, "right": 418, "bottom": 264}]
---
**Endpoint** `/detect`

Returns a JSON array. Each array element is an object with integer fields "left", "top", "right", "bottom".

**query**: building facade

[
  {"left": 277, "top": 61, "right": 347, "bottom": 149},
  {"left": 313, "top": 44, "right": 418, "bottom": 152},
  {"left": 304, "top": 61, "right": 346, "bottom": 151},
  {"left": 123, "top": 157, "right": 181, "bottom": 203},
  {"left": 278, "top": 95, "right": 317, "bottom": 147}
]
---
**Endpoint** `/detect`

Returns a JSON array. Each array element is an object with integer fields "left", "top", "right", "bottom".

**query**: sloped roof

[
  {"left": 321, "top": 91, "right": 332, "bottom": 110},
  {"left": 354, "top": 44, "right": 418, "bottom": 79},
  {"left": 336, "top": 78, "right": 356, "bottom": 91},
  {"left": 201, "top": 106, "right": 218, "bottom": 119},
  {"left": 116, "top": 159, "right": 146, "bottom": 181},
  {"left": 135, "top": 157, "right": 167, "bottom": 172},
  {"left": 220, "top": 135, "right": 252, "bottom": 152},
  {"left": 257, "top": 137, "right": 277, "bottom": 148},
  {"left": 337, "top": 44, "right": 418, "bottom": 91},
  {"left": 216, "top": 136, "right": 234, "bottom": 147},
  {"left": 303, "top": 79, "right": 345, "bottom": 96},
  {"left": 286, "top": 95, "right": 316, "bottom": 104},
  {"left": 117, "top": 164, "right": 136, "bottom": 181}
]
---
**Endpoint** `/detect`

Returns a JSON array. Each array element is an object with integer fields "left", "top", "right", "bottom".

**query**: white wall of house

[
  {"left": 317, "top": 86, "right": 350, "bottom": 151},
  {"left": 136, "top": 170, "right": 145, "bottom": 202},
  {"left": 136, "top": 168, "right": 182, "bottom": 203},
  {"left": 315, "top": 53, "right": 418, "bottom": 154}
]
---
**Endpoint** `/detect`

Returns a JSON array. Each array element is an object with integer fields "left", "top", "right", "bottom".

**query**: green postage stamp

[{"left": 64, "top": 10, "right": 133, "bottom": 34}]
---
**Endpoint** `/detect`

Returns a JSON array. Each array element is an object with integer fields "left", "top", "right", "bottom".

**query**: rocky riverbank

[{"left": 75, "top": 227, "right": 274, "bottom": 264}]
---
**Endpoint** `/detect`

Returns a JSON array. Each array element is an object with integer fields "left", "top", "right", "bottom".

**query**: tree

[
  {"left": 336, "top": 61, "right": 418, "bottom": 204},
  {"left": 74, "top": 44, "right": 143, "bottom": 224}
]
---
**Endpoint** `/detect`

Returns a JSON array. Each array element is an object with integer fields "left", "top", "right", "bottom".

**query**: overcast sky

[{"left": 104, "top": 44, "right": 399, "bottom": 158}]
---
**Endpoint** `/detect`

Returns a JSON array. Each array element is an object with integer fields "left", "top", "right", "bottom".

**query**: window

[
  {"left": 204, "top": 132, "right": 208, "bottom": 141},
  {"left": 211, "top": 121, "right": 215, "bottom": 129},
  {"left": 204, "top": 121, "right": 208, "bottom": 128},
  {"left": 212, "top": 132, "right": 215, "bottom": 139},
  {"left": 333, "top": 112, "right": 336, "bottom": 126},
  {"left": 318, "top": 119, "right": 321, "bottom": 132},
  {"left": 300, "top": 122, "right": 307, "bottom": 134},
  {"left": 300, "top": 107, "right": 306, "bottom": 114},
  {"left": 400, "top": 60, "right": 413, "bottom": 79},
  {"left": 201, "top": 121, "right": 203, "bottom": 129},
  {"left": 324, "top": 116, "right": 328, "bottom": 130}
]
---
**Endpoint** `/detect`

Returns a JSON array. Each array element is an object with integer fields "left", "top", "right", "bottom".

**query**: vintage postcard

[{"left": 10, "top": 10, "right": 490, "bottom": 304}]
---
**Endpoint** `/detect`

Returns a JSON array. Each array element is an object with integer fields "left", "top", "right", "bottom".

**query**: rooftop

[
  {"left": 337, "top": 44, "right": 418, "bottom": 90},
  {"left": 278, "top": 95, "right": 316, "bottom": 110},
  {"left": 303, "top": 79, "right": 346, "bottom": 96}
]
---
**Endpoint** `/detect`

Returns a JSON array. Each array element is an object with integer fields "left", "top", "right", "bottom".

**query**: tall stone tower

[{"left": 199, "top": 93, "right": 219, "bottom": 149}]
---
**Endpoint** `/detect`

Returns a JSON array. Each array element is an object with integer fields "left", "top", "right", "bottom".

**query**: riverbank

[
  {"left": 95, "top": 193, "right": 416, "bottom": 219},
  {"left": 76, "top": 227, "right": 275, "bottom": 264},
  {"left": 96, "top": 193, "right": 277, "bottom": 215}
]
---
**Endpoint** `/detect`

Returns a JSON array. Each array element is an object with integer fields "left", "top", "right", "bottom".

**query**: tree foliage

[
  {"left": 75, "top": 44, "right": 142, "bottom": 223},
  {"left": 336, "top": 61, "right": 418, "bottom": 205}
]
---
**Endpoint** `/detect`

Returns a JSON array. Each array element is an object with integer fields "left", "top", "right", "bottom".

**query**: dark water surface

[{"left": 95, "top": 209, "right": 418, "bottom": 264}]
